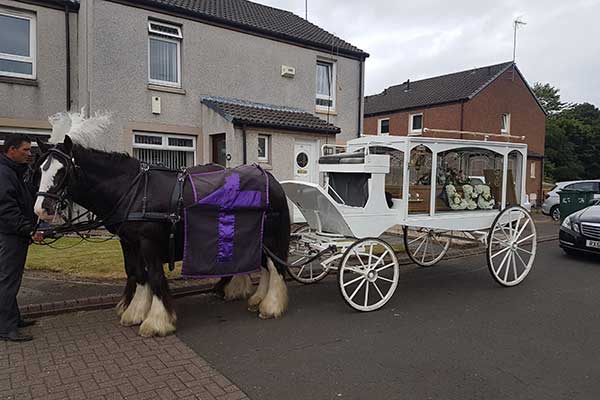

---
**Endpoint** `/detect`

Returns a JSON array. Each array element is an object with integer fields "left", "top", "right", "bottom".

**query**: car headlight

[
  {"left": 573, "top": 222, "right": 580, "bottom": 233},
  {"left": 562, "top": 216, "right": 571, "bottom": 228}
]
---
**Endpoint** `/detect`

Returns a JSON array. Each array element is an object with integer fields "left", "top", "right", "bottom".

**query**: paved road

[{"left": 176, "top": 240, "right": 600, "bottom": 400}]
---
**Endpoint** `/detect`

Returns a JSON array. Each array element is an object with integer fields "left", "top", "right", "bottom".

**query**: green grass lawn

[{"left": 26, "top": 237, "right": 182, "bottom": 280}]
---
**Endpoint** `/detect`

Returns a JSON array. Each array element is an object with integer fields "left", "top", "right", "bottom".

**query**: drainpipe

[
  {"left": 242, "top": 124, "right": 247, "bottom": 164},
  {"left": 357, "top": 59, "right": 364, "bottom": 137},
  {"left": 460, "top": 100, "right": 465, "bottom": 139},
  {"left": 65, "top": 4, "right": 71, "bottom": 111}
]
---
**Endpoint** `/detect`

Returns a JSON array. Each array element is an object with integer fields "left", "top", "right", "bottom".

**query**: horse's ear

[
  {"left": 37, "top": 139, "right": 50, "bottom": 154},
  {"left": 64, "top": 135, "right": 73, "bottom": 154}
]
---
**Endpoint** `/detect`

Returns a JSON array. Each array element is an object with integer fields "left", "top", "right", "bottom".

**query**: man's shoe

[
  {"left": 0, "top": 330, "right": 33, "bottom": 342},
  {"left": 18, "top": 319, "right": 37, "bottom": 328}
]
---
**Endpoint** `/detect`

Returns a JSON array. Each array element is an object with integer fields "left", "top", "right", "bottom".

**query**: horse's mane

[{"left": 49, "top": 110, "right": 113, "bottom": 151}]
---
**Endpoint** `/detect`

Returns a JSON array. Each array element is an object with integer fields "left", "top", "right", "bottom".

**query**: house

[
  {"left": 0, "top": 0, "right": 368, "bottom": 184},
  {"left": 363, "top": 62, "right": 546, "bottom": 205}
]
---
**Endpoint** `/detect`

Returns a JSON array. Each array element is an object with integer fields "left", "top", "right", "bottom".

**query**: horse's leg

[
  {"left": 223, "top": 275, "right": 253, "bottom": 301},
  {"left": 139, "top": 242, "right": 176, "bottom": 337},
  {"left": 247, "top": 266, "right": 270, "bottom": 312},
  {"left": 120, "top": 240, "right": 152, "bottom": 327},
  {"left": 258, "top": 258, "right": 288, "bottom": 319},
  {"left": 115, "top": 240, "right": 137, "bottom": 317}
]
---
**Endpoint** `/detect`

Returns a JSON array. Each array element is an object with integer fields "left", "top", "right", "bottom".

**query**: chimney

[{"left": 404, "top": 79, "right": 411, "bottom": 92}]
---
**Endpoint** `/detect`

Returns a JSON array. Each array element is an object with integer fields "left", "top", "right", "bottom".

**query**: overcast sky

[{"left": 257, "top": 0, "right": 600, "bottom": 106}]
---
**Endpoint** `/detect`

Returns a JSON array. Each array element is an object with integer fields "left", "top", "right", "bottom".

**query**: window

[
  {"left": 530, "top": 161, "right": 536, "bottom": 179},
  {"left": 566, "top": 182, "right": 596, "bottom": 191},
  {"left": 0, "top": 9, "right": 36, "bottom": 79},
  {"left": 378, "top": 119, "right": 390, "bottom": 135},
  {"left": 316, "top": 60, "right": 336, "bottom": 110},
  {"left": 501, "top": 113, "right": 511, "bottom": 134},
  {"left": 132, "top": 132, "right": 195, "bottom": 169},
  {"left": 409, "top": 113, "right": 423, "bottom": 134},
  {"left": 258, "top": 135, "right": 270, "bottom": 163},
  {"left": 148, "top": 21, "right": 182, "bottom": 87}
]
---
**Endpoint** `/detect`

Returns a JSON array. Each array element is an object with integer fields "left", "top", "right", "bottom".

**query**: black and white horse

[{"left": 34, "top": 114, "right": 290, "bottom": 337}]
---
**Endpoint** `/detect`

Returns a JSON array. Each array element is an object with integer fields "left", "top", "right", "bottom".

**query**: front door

[
  {"left": 211, "top": 133, "right": 226, "bottom": 166},
  {"left": 293, "top": 140, "right": 318, "bottom": 222}
]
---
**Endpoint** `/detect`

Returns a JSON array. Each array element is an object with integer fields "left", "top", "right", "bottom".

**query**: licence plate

[{"left": 586, "top": 240, "right": 600, "bottom": 249}]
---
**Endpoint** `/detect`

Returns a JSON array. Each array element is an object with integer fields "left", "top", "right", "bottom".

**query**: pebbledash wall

[
  {"left": 0, "top": 0, "right": 78, "bottom": 136},
  {"left": 78, "top": 0, "right": 364, "bottom": 176},
  {"left": 364, "top": 68, "right": 546, "bottom": 204}
]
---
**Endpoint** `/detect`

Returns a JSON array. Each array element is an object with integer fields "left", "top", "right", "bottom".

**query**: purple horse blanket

[{"left": 182, "top": 164, "right": 269, "bottom": 278}]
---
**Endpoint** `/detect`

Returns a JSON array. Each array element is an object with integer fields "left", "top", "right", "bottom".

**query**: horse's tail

[{"left": 264, "top": 172, "right": 291, "bottom": 275}]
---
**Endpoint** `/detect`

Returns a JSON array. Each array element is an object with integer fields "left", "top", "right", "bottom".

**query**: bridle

[{"left": 34, "top": 147, "right": 80, "bottom": 221}]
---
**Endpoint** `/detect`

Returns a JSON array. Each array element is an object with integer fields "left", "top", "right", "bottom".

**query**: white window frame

[
  {"left": 132, "top": 131, "right": 196, "bottom": 165},
  {"left": 501, "top": 113, "right": 511, "bottom": 134},
  {"left": 148, "top": 21, "right": 182, "bottom": 88},
  {"left": 530, "top": 161, "right": 536, "bottom": 179},
  {"left": 409, "top": 113, "right": 423, "bottom": 134},
  {"left": 315, "top": 59, "right": 336, "bottom": 112},
  {"left": 257, "top": 134, "right": 270, "bottom": 163},
  {"left": 377, "top": 118, "right": 390, "bottom": 135},
  {"left": 0, "top": 8, "right": 36, "bottom": 79}
]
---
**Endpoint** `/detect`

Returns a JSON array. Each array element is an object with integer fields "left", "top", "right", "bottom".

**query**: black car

[{"left": 559, "top": 202, "right": 600, "bottom": 256}]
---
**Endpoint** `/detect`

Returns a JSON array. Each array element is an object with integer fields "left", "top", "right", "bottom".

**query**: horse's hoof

[
  {"left": 120, "top": 318, "right": 142, "bottom": 327},
  {"left": 258, "top": 312, "right": 272, "bottom": 319},
  {"left": 247, "top": 305, "right": 259, "bottom": 312}
]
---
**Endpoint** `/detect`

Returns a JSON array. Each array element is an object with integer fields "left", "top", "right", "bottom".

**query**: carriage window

[
  {"left": 435, "top": 148, "right": 504, "bottom": 212},
  {"left": 508, "top": 151, "right": 523, "bottom": 206},
  {"left": 408, "top": 145, "right": 432, "bottom": 214},
  {"left": 370, "top": 146, "right": 404, "bottom": 201},
  {"left": 133, "top": 131, "right": 196, "bottom": 169}
]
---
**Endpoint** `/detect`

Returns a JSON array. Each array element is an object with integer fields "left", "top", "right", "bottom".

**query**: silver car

[{"left": 542, "top": 180, "right": 600, "bottom": 220}]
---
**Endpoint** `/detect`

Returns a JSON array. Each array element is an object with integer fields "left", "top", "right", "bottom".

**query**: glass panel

[
  {"left": 296, "top": 152, "right": 308, "bottom": 168},
  {"left": 370, "top": 146, "right": 403, "bottom": 200},
  {"left": 133, "top": 148, "right": 194, "bottom": 169},
  {"left": 134, "top": 134, "right": 162, "bottom": 145},
  {"left": 0, "top": 59, "right": 32, "bottom": 75},
  {"left": 258, "top": 137, "right": 267, "bottom": 159},
  {"left": 507, "top": 151, "right": 522, "bottom": 206},
  {"left": 0, "top": 14, "right": 30, "bottom": 56},
  {"left": 380, "top": 120, "right": 389, "bottom": 134},
  {"left": 168, "top": 137, "right": 193, "bottom": 147},
  {"left": 436, "top": 148, "right": 504, "bottom": 212},
  {"left": 411, "top": 114, "right": 423, "bottom": 131},
  {"left": 569, "top": 182, "right": 595, "bottom": 191},
  {"left": 316, "top": 98, "right": 333, "bottom": 107},
  {"left": 149, "top": 22, "right": 180, "bottom": 38},
  {"left": 408, "top": 145, "right": 432, "bottom": 214},
  {"left": 149, "top": 37, "right": 178, "bottom": 83},
  {"left": 316, "top": 62, "right": 331, "bottom": 97}
]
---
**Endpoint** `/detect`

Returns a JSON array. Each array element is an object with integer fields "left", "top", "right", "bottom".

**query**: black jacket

[{"left": 0, "top": 154, "right": 36, "bottom": 237}]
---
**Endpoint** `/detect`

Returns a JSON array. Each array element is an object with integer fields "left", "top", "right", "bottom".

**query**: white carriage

[{"left": 282, "top": 132, "right": 537, "bottom": 312}]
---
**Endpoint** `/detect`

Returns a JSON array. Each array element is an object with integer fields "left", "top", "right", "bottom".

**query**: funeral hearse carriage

[{"left": 282, "top": 129, "right": 537, "bottom": 312}]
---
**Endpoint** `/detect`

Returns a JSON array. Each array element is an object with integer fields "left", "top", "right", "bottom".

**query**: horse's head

[{"left": 34, "top": 135, "right": 76, "bottom": 222}]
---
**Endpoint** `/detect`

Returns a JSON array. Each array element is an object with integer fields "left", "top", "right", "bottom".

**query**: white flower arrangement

[{"left": 475, "top": 185, "right": 495, "bottom": 209}]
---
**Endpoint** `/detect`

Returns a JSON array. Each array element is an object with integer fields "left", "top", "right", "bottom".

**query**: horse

[{"left": 33, "top": 116, "right": 290, "bottom": 337}]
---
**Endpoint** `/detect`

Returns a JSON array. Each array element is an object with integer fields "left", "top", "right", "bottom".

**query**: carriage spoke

[
  {"left": 515, "top": 219, "right": 531, "bottom": 241},
  {"left": 372, "top": 281, "right": 385, "bottom": 300},
  {"left": 503, "top": 252, "right": 512, "bottom": 282},
  {"left": 353, "top": 249, "right": 367, "bottom": 268},
  {"left": 495, "top": 250, "right": 511, "bottom": 276},
  {"left": 376, "top": 262, "right": 396, "bottom": 272},
  {"left": 511, "top": 251, "right": 518, "bottom": 280},
  {"left": 343, "top": 274, "right": 366, "bottom": 287},
  {"left": 516, "top": 233, "right": 535, "bottom": 245},
  {"left": 491, "top": 245, "right": 511, "bottom": 259},
  {"left": 377, "top": 276, "right": 395, "bottom": 283},
  {"left": 349, "top": 279, "right": 366, "bottom": 301},
  {"left": 413, "top": 234, "right": 427, "bottom": 257},
  {"left": 516, "top": 247, "right": 534, "bottom": 256},
  {"left": 364, "top": 282, "right": 369, "bottom": 307},
  {"left": 370, "top": 251, "right": 390, "bottom": 271},
  {"left": 408, "top": 232, "right": 428, "bottom": 245},
  {"left": 421, "top": 236, "right": 430, "bottom": 263},
  {"left": 512, "top": 212, "right": 523, "bottom": 239},
  {"left": 514, "top": 249, "right": 529, "bottom": 270},
  {"left": 290, "top": 256, "right": 308, "bottom": 266},
  {"left": 343, "top": 266, "right": 368, "bottom": 276}
]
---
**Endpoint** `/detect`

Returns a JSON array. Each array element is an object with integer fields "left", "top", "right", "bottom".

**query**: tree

[{"left": 532, "top": 82, "right": 569, "bottom": 114}]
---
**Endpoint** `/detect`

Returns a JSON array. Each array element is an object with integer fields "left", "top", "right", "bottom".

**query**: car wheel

[{"left": 550, "top": 206, "right": 560, "bottom": 221}]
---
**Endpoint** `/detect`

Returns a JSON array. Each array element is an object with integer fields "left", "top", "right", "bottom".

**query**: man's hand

[{"left": 31, "top": 232, "right": 44, "bottom": 243}]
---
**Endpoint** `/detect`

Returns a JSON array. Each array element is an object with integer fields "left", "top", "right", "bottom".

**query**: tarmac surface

[{"left": 175, "top": 239, "right": 600, "bottom": 400}]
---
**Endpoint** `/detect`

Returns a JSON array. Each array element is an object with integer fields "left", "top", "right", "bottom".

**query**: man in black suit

[{"left": 0, "top": 134, "right": 42, "bottom": 342}]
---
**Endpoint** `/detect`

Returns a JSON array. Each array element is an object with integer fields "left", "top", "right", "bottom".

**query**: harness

[{"left": 35, "top": 149, "right": 185, "bottom": 271}]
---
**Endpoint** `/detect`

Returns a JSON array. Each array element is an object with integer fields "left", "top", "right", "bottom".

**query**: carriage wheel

[
  {"left": 403, "top": 226, "right": 451, "bottom": 267},
  {"left": 287, "top": 225, "right": 330, "bottom": 284},
  {"left": 338, "top": 238, "right": 399, "bottom": 312},
  {"left": 487, "top": 206, "right": 537, "bottom": 287}
]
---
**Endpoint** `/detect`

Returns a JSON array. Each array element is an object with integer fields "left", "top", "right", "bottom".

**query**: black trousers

[{"left": 0, "top": 233, "right": 28, "bottom": 334}]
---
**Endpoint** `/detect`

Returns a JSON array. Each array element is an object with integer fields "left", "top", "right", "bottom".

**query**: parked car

[
  {"left": 559, "top": 200, "right": 600, "bottom": 256},
  {"left": 542, "top": 180, "right": 600, "bottom": 221}
]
